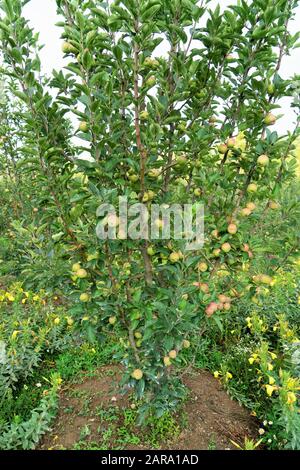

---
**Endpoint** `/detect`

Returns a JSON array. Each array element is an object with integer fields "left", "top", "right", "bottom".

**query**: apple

[
  {"left": 223, "top": 302, "right": 231, "bottom": 311},
  {"left": 257, "top": 154, "right": 269, "bottom": 166},
  {"left": 242, "top": 243, "right": 250, "bottom": 252},
  {"left": 264, "top": 113, "right": 276, "bottom": 126},
  {"left": 240, "top": 207, "right": 252, "bottom": 217},
  {"left": 267, "top": 82, "right": 275, "bottom": 95},
  {"left": 199, "top": 283, "right": 209, "bottom": 293},
  {"left": 109, "top": 316, "right": 117, "bottom": 325},
  {"left": 218, "top": 143, "right": 228, "bottom": 154},
  {"left": 147, "top": 246, "right": 155, "bottom": 256},
  {"left": 169, "top": 350, "right": 177, "bottom": 359},
  {"left": 247, "top": 183, "right": 258, "bottom": 193},
  {"left": 134, "top": 331, "right": 142, "bottom": 339},
  {"left": 169, "top": 252, "right": 180, "bottom": 263},
  {"left": 211, "top": 229, "right": 219, "bottom": 239},
  {"left": 79, "top": 121, "right": 89, "bottom": 133},
  {"left": 131, "top": 369, "right": 143, "bottom": 380},
  {"left": 182, "top": 340, "right": 190, "bottom": 349},
  {"left": 246, "top": 202, "right": 256, "bottom": 211},
  {"left": 227, "top": 137, "right": 236, "bottom": 149},
  {"left": 198, "top": 262, "right": 208, "bottom": 272},
  {"left": 194, "top": 188, "right": 202, "bottom": 197},
  {"left": 148, "top": 168, "right": 160, "bottom": 178},
  {"left": 146, "top": 75, "right": 156, "bottom": 87},
  {"left": 62, "top": 41, "right": 77, "bottom": 54},
  {"left": 77, "top": 268, "right": 88, "bottom": 279},
  {"left": 227, "top": 223, "right": 237, "bottom": 235},
  {"left": 147, "top": 190, "right": 155, "bottom": 200},
  {"left": 80, "top": 293, "right": 90, "bottom": 302},
  {"left": 164, "top": 356, "right": 172, "bottom": 367},
  {"left": 269, "top": 201, "right": 280, "bottom": 210},
  {"left": 140, "top": 111, "right": 149, "bottom": 121},
  {"left": 218, "top": 294, "right": 230, "bottom": 303},
  {"left": 261, "top": 274, "right": 272, "bottom": 285},
  {"left": 222, "top": 242, "right": 231, "bottom": 253},
  {"left": 209, "top": 116, "right": 217, "bottom": 124},
  {"left": 143, "top": 57, "right": 159, "bottom": 68},
  {"left": 72, "top": 263, "right": 81, "bottom": 272},
  {"left": 175, "top": 155, "right": 187, "bottom": 167},
  {"left": 213, "top": 248, "right": 221, "bottom": 257},
  {"left": 128, "top": 174, "right": 139, "bottom": 183},
  {"left": 205, "top": 302, "right": 218, "bottom": 317}
]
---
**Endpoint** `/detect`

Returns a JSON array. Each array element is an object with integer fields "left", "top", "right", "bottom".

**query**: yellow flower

[
  {"left": 32, "top": 295, "right": 39, "bottom": 302},
  {"left": 268, "top": 376, "right": 275, "bottom": 385},
  {"left": 286, "top": 392, "right": 297, "bottom": 405},
  {"left": 6, "top": 293, "right": 15, "bottom": 302},
  {"left": 267, "top": 363, "right": 273, "bottom": 371},
  {"left": 298, "top": 296, "right": 300, "bottom": 305},
  {"left": 213, "top": 371, "right": 220, "bottom": 378},
  {"left": 266, "top": 384, "right": 277, "bottom": 396},
  {"left": 54, "top": 317, "right": 60, "bottom": 325},
  {"left": 285, "top": 377, "right": 300, "bottom": 391},
  {"left": 249, "top": 357, "right": 255, "bottom": 365},
  {"left": 11, "top": 330, "right": 20, "bottom": 340},
  {"left": 226, "top": 372, "right": 233, "bottom": 380},
  {"left": 270, "top": 352, "right": 277, "bottom": 360}
]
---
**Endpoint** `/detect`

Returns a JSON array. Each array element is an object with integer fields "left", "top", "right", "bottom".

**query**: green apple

[{"left": 257, "top": 154, "right": 269, "bottom": 166}]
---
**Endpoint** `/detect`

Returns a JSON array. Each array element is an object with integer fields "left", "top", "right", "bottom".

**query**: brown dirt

[{"left": 39, "top": 366, "right": 259, "bottom": 450}]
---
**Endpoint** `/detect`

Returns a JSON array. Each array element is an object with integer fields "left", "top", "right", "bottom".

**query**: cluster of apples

[
  {"left": 71, "top": 263, "right": 91, "bottom": 302},
  {"left": 205, "top": 294, "right": 232, "bottom": 317},
  {"left": 130, "top": 340, "right": 191, "bottom": 380},
  {"left": 240, "top": 201, "right": 256, "bottom": 217}
]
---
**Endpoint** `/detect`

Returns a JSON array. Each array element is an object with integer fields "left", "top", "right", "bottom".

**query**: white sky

[{"left": 23, "top": 0, "right": 300, "bottom": 135}]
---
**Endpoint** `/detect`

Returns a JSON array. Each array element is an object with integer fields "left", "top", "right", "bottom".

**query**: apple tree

[{"left": 0, "top": 0, "right": 299, "bottom": 417}]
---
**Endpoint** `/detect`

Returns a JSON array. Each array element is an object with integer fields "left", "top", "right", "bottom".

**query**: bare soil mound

[{"left": 40, "top": 366, "right": 258, "bottom": 450}]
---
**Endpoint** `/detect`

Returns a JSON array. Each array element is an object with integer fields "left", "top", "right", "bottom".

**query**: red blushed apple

[
  {"left": 200, "top": 283, "right": 209, "bottom": 293},
  {"left": 218, "top": 294, "right": 231, "bottom": 303},
  {"left": 227, "top": 137, "right": 236, "bottom": 149},
  {"left": 227, "top": 223, "right": 238, "bottom": 235},
  {"left": 218, "top": 143, "right": 228, "bottom": 154},
  {"left": 246, "top": 202, "right": 256, "bottom": 211},
  {"left": 222, "top": 242, "right": 231, "bottom": 253},
  {"left": 264, "top": 113, "right": 276, "bottom": 125},
  {"left": 205, "top": 302, "right": 218, "bottom": 317}
]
